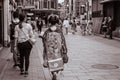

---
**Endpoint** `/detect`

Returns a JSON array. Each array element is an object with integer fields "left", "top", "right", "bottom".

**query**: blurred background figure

[
  {"left": 80, "top": 18, "right": 87, "bottom": 36},
  {"left": 101, "top": 17, "right": 108, "bottom": 38},
  {"left": 71, "top": 19, "right": 77, "bottom": 34},
  {"left": 37, "top": 17, "right": 43, "bottom": 34},
  {"left": 63, "top": 18, "right": 69, "bottom": 34},
  {"left": 86, "top": 20, "right": 93, "bottom": 35},
  {"left": 9, "top": 11, "right": 20, "bottom": 68},
  {"left": 26, "top": 17, "right": 36, "bottom": 33}
]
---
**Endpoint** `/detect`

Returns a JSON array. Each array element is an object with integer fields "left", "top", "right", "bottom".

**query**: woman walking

[
  {"left": 14, "top": 13, "right": 34, "bottom": 76},
  {"left": 101, "top": 17, "right": 108, "bottom": 38},
  {"left": 71, "top": 20, "right": 77, "bottom": 34}
]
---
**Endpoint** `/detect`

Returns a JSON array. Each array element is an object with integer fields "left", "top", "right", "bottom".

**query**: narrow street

[
  {"left": 0, "top": 31, "right": 120, "bottom": 80},
  {"left": 1, "top": 0, "right": 120, "bottom": 80}
]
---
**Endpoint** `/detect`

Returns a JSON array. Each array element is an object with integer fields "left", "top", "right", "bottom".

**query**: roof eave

[{"left": 100, "top": 0, "right": 120, "bottom": 4}]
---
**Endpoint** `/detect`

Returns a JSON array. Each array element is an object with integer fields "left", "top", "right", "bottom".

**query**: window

[
  {"left": 51, "top": 0, "right": 54, "bottom": 8},
  {"left": 71, "top": 0, "right": 73, "bottom": 11},
  {"left": 44, "top": 0, "right": 47, "bottom": 8},
  {"left": 92, "top": 10, "right": 102, "bottom": 17}
]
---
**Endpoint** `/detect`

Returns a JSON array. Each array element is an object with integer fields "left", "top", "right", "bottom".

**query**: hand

[{"left": 14, "top": 46, "right": 17, "bottom": 51}]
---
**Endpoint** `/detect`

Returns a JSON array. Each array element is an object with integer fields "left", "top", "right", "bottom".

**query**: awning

[
  {"left": 100, "top": 0, "right": 120, "bottom": 4},
  {"left": 27, "top": 13, "right": 34, "bottom": 16},
  {"left": 31, "top": 9, "right": 60, "bottom": 13},
  {"left": 22, "top": 6, "right": 35, "bottom": 10},
  {"left": 31, "top": 9, "right": 60, "bottom": 12}
]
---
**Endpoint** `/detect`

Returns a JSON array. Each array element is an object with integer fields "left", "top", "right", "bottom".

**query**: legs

[
  {"left": 17, "top": 41, "right": 32, "bottom": 75},
  {"left": 109, "top": 30, "right": 113, "bottom": 39},
  {"left": 11, "top": 40, "right": 19, "bottom": 67},
  {"left": 103, "top": 32, "right": 107, "bottom": 38},
  {"left": 25, "top": 48, "right": 31, "bottom": 71},
  {"left": 17, "top": 44, "right": 24, "bottom": 72},
  {"left": 65, "top": 27, "right": 68, "bottom": 34},
  {"left": 38, "top": 26, "right": 42, "bottom": 34}
]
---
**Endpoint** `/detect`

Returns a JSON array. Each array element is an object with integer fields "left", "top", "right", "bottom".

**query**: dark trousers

[
  {"left": 17, "top": 41, "right": 32, "bottom": 71},
  {"left": 38, "top": 26, "right": 42, "bottom": 33},
  {"left": 108, "top": 29, "right": 113, "bottom": 39}
]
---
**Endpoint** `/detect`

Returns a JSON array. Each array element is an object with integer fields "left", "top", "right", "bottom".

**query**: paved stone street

[
  {"left": 0, "top": 31, "right": 120, "bottom": 80},
  {"left": 62, "top": 34, "right": 120, "bottom": 80}
]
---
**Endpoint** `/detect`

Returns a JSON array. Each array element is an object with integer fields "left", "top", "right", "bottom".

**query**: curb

[
  {"left": 0, "top": 60, "right": 9, "bottom": 80},
  {"left": 0, "top": 48, "right": 11, "bottom": 80},
  {"left": 94, "top": 33, "right": 120, "bottom": 41},
  {"left": 0, "top": 47, "right": 3, "bottom": 52}
]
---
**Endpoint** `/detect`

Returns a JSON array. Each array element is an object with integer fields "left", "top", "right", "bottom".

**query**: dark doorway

[
  {"left": 0, "top": 1, "right": 4, "bottom": 46},
  {"left": 114, "top": 2, "right": 120, "bottom": 27}
]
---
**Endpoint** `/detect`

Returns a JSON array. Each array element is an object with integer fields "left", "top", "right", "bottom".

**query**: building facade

[
  {"left": 92, "top": 0, "right": 120, "bottom": 37},
  {"left": 68, "top": 0, "right": 90, "bottom": 19},
  {"left": 0, "top": 0, "right": 17, "bottom": 47},
  {"left": 17, "top": 0, "right": 59, "bottom": 19},
  {"left": 92, "top": 0, "right": 103, "bottom": 34},
  {"left": 33, "top": 0, "right": 59, "bottom": 18},
  {"left": 0, "top": 0, "right": 59, "bottom": 47}
]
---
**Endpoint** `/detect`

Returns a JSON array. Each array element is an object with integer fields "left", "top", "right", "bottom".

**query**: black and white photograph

[{"left": 0, "top": 0, "right": 120, "bottom": 80}]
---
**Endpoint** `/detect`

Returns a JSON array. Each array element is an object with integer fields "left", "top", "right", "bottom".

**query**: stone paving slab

[{"left": 65, "top": 34, "right": 120, "bottom": 80}]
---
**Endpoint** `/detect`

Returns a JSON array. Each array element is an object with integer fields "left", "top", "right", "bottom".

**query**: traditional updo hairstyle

[{"left": 48, "top": 14, "right": 59, "bottom": 25}]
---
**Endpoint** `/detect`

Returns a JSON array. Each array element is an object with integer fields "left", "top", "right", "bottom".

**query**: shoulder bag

[{"left": 21, "top": 29, "right": 36, "bottom": 45}]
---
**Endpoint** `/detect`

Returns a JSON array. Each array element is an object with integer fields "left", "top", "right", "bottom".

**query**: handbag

[
  {"left": 62, "top": 53, "right": 68, "bottom": 63},
  {"left": 28, "top": 37, "right": 36, "bottom": 45},
  {"left": 102, "top": 25, "right": 107, "bottom": 28}
]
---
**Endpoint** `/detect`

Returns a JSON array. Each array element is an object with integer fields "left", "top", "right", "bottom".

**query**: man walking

[{"left": 107, "top": 16, "right": 116, "bottom": 39}]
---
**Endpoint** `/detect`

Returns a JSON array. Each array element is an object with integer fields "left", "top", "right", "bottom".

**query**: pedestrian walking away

[
  {"left": 80, "top": 18, "right": 87, "bottom": 36},
  {"left": 71, "top": 20, "right": 77, "bottom": 34},
  {"left": 63, "top": 18, "right": 69, "bottom": 34},
  {"left": 86, "top": 20, "right": 93, "bottom": 35},
  {"left": 9, "top": 11, "right": 20, "bottom": 68},
  {"left": 37, "top": 17, "right": 43, "bottom": 34},
  {"left": 42, "top": 14, "right": 68, "bottom": 80},
  {"left": 14, "top": 13, "right": 34, "bottom": 77}
]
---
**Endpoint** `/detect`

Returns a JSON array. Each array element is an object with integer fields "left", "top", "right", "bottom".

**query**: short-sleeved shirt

[
  {"left": 15, "top": 22, "right": 33, "bottom": 43},
  {"left": 63, "top": 20, "right": 69, "bottom": 28}
]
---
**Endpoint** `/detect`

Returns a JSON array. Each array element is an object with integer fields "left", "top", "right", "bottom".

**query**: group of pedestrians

[
  {"left": 62, "top": 17, "right": 93, "bottom": 36},
  {"left": 80, "top": 18, "right": 93, "bottom": 36},
  {"left": 62, "top": 18, "right": 78, "bottom": 35},
  {"left": 101, "top": 16, "right": 116, "bottom": 39},
  {"left": 9, "top": 12, "right": 68, "bottom": 78}
]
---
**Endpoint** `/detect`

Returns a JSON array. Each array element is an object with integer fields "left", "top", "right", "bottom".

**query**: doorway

[{"left": 0, "top": 1, "right": 4, "bottom": 46}]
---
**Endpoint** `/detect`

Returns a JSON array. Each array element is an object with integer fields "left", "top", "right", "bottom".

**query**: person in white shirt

[
  {"left": 14, "top": 13, "right": 34, "bottom": 76},
  {"left": 63, "top": 18, "right": 69, "bottom": 34},
  {"left": 9, "top": 11, "right": 20, "bottom": 68}
]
